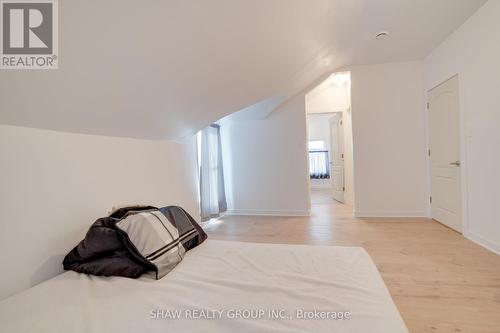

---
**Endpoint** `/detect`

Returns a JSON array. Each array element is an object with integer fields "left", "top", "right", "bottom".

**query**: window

[
  {"left": 198, "top": 124, "right": 227, "bottom": 221},
  {"left": 308, "top": 140, "right": 330, "bottom": 179}
]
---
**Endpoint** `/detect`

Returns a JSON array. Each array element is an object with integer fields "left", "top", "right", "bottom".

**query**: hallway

[{"left": 205, "top": 189, "right": 500, "bottom": 332}]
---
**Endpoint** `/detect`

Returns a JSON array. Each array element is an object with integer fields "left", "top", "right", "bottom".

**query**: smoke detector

[{"left": 375, "top": 31, "right": 390, "bottom": 40}]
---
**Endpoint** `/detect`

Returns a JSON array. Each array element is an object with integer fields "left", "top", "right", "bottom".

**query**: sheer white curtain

[
  {"left": 199, "top": 124, "right": 227, "bottom": 221},
  {"left": 309, "top": 151, "right": 330, "bottom": 179}
]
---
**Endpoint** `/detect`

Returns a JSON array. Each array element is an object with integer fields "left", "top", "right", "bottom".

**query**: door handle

[{"left": 449, "top": 160, "right": 461, "bottom": 167}]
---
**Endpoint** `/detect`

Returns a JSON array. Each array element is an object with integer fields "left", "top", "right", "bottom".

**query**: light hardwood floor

[{"left": 204, "top": 189, "right": 500, "bottom": 333}]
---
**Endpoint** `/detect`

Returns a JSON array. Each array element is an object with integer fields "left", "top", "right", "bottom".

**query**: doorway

[
  {"left": 305, "top": 72, "right": 354, "bottom": 208},
  {"left": 428, "top": 75, "right": 463, "bottom": 232}
]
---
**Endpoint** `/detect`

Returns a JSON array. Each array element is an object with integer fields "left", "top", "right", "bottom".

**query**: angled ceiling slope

[{"left": 0, "top": 0, "right": 487, "bottom": 141}]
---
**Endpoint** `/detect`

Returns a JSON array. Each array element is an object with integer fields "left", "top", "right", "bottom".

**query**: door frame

[
  {"left": 425, "top": 74, "right": 470, "bottom": 234},
  {"left": 329, "top": 112, "right": 345, "bottom": 203}
]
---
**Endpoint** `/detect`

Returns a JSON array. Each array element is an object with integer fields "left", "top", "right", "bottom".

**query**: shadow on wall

[{"left": 30, "top": 254, "right": 65, "bottom": 288}]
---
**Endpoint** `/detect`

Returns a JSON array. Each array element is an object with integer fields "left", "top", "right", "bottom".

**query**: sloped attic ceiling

[{"left": 0, "top": 0, "right": 486, "bottom": 141}]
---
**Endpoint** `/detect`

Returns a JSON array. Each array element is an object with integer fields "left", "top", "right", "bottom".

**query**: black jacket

[{"left": 63, "top": 206, "right": 207, "bottom": 278}]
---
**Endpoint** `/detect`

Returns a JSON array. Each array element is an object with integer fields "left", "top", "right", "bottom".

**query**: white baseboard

[
  {"left": 464, "top": 231, "right": 500, "bottom": 255},
  {"left": 354, "top": 210, "right": 428, "bottom": 218},
  {"left": 226, "top": 209, "right": 310, "bottom": 217}
]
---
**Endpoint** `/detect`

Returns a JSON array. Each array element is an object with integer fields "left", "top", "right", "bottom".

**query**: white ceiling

[{"left": 0, "top": 0, "right": 487, "bottom": 140}]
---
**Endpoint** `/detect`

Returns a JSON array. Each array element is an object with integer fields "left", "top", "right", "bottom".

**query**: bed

[{"left": 0, "top": 240, "right": 408, "bottom": 333}]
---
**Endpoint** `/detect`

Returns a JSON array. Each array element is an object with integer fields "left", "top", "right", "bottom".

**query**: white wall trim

[
  {"left": 226, "top": 209, "right": 310, "bottom": 217},
  {"left": 464, "top": 231, "right": 500, "bottom": 256},
  {"left": 354, "top": 210, "right": 428, "bottom": 218}
]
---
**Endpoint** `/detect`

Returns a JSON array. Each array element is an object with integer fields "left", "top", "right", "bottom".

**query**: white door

[
  {"left": 429, "top": 75, "right": 462, "bottom": 232},
  {"left": 330, "top": 114, "right": 345, "bottom": 203}
]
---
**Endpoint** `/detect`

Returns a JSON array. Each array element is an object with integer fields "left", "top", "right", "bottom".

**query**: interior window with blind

[
  {"left": 309, "top": 140, "right": 330, "bottom": 179},
  {"left": 197, "top": 124, "right": 227, "bottom": 221}
]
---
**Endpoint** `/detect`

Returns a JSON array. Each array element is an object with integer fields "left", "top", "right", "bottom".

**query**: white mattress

[{"left": 0, "top": 240, "right": 408, "bottom": 333}]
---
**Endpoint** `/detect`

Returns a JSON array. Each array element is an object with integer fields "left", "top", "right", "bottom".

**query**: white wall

[
  {"left": 349, "top": 61, "right": 428, "bottom": 217},
  {"left": 307, "top": 113, "right": 334, "bottom": 152},
  {"left": 221, "top": 61, "right": 429, "bottom": 218},
  {"left": 221, "top": 94, "right": 310, "bottom": 216},
  {"left": 0, "top": 125, "right": 199, "bottom": 300},
  {"left": 306, "top": 77, "right": 350, "bottom": 114},
  {"left": 424, "top": 0, "right": 500, "bottom": 254}
]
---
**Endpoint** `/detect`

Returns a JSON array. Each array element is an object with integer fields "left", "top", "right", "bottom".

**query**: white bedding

[{"left": 0, "top": 240, "right": 408, "bottom": 333}]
